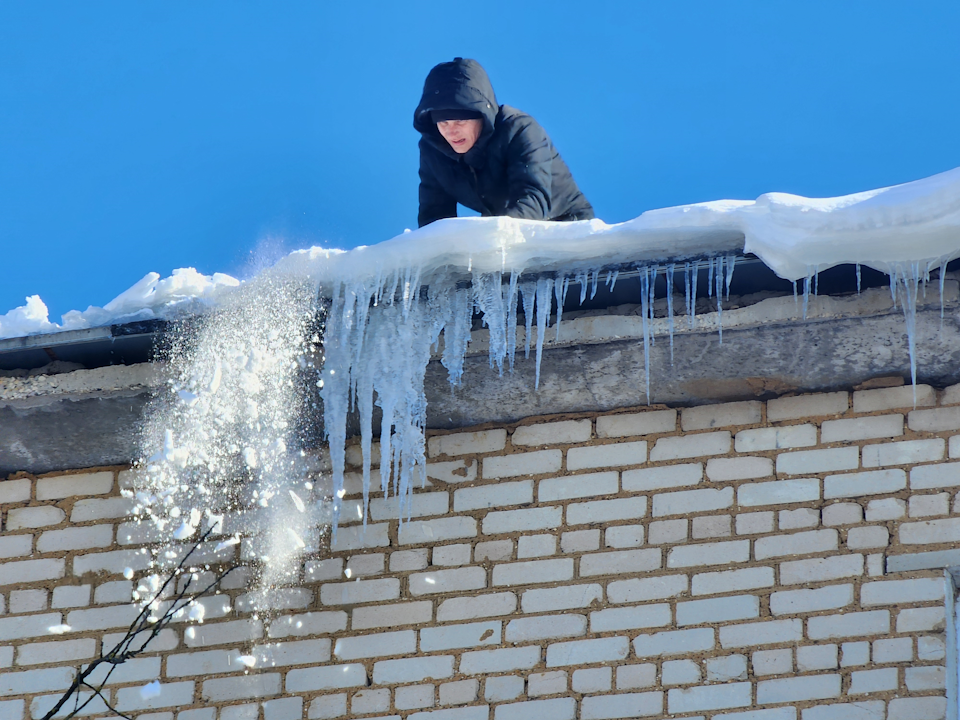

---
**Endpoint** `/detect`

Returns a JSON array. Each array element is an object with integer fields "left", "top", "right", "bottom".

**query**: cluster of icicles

[{"left": 321, "top": 254, "right": 949, "bottom": 535}]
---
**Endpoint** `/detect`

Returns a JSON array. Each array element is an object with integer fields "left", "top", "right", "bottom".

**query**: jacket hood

[{"left": 414, "top": 58, "right": 499, "bottom": 160}]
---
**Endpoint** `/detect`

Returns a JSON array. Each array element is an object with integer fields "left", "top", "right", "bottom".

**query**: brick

[
  {"left": 410, "top": 566, "right": 486, "bottom": 595},
  {"left": 607, "top": 574, "right": 687, "bottom": 604},
  {"left": 634, "top": 628, "right": 714, "bottom": 657},
  {"left": 889, "top": 697, "right": 948, "bottom": 720},
  {"left": 682, "top": 401, "right": 761, "bottom": 430},
  {"left": 263, "top": 697, "right": 302, "bottom": 720},
  {"left": 677, "top": 595, "right": 759, "bottom": 626},
  {"left": 513, "top": 420, "right": 591, "bottom": 446},
  {"left": 546, "top": 636, "right": 629, "bottom": 666},
  {"left": 454, "top": 480, "right": 532, "bottom": 511},
  {"left": 864, "top": 438, "right": 944, "bottom": 467},
  {"left": 909, "top": 405, "right": 960, "bottom": 432},
  {"left": 521, "top": 584, "right": 602, "bottom": 612},
  {"left": 617, "top": 664, "right": 657, "bottom": 689},
  {"left": 516, "top": 534, "right": 555, "bottom": 558},
  {"left": 756, "top": 675, "right": 840, "bottom": 704},
  {"left": 796, "top": 644, "right": 838, "bottom": 672},
  {"left": 900, "top": 516, "right": 960, "bottom": 544},
  {"left": 370, "top": 492, "right": 448, "bottom": 520},
  {"left": 396, "top": 685, "right": 434, "bottom": 711},
  {"left": 779, "top": 555, "right": 863, "bottom": 585},
  {"left": 115, "top": 681, "right": 195, "bottom": 711},
  {"left": 854, "top": 383, "right": 936, "bottom": 412},
  {"left": 648, "top": 519, "right": 688, "bottom": 544},
  {"left": 422, "top": 621, "right": 501, "bottom": 651},
  {"left": 910, "top": 492, "right": 950, "bottom": 516},
  {"left": 0, "top": 535, "right": 31, "bottom": 560},
  {"left": 668, "top": 683, "right": 751, "bottom": 713},
  {"left": 372, "top": 654, "right": 455, "bottom": 685},
  {"left": 201, "top": 674, "right": 280, "bottom": 702},
  {"left": 493, "top": 558, "right": 572, "bottom": 586},
  {"left": 755, "top": 529, "right": 837, "bottom": 560},
  {"left": 897, "top": 606, "right": 945, "bottom": 632},
  {"left": 334, "top": 630, "right": 415, "bottom": 660},
  {"left": 753, "top": 648, "right": 792, "bottom": 676},
  {"left": 267, "top": 611, "right": 347, "bottom": 638},
  {"left": 399, "top": 517, "right": 477, "bottom": 545},
  {"left": 70, "top": 497, "right": 136, "bottom": 522},
  {"left": 439, "top": 679, "right": 478, "bottom": 706},
  {"left": 16, "top": 638, "right": 95, "bottom": 666},
  {"left": 427, "top": 459, "right": 478, "bottom": 485},
  {"left": 567, "top": 442, "right": 646, "bottom": 471},
  {"left": 331, "top": 522, "right": 390, "bottom": 551},
  {"left": 320, "top": 578, "right": 399, "bottom": 605},
  {"left": 579, "top": 548, "right": 660, "bottom": 577},
  {"left": 667, "top": 540, "right": 749, "bottom": 568},
  {"left": 495, "top": 698, "right": 575, "bottom": 720},
  {"left": 905, "top": 666, "right": 945, "bottom": 691},
  {"left": 429, "top": 429, "right": 506, "bottom": 457},
  {"left": 779, "top": 508, "right": 819, "bottom": 529},
  {"left": 705, "top": 655, "right": 748, "bottom": 683},
  {"left": 286, "top": 663, "right": 366, "bottom": 692},
  {"left": 911, "top": 460, "right": 960, "bottom": 489},
  {"left": 861, "top": 577, "right": 943, "bottom": 605},
  {"left": 36, "top": 472, "right": 113, "bottom": 500},
  {"left": 304, "top": 558, "right": 342, "bottom": 582},
  {"left": 36, "top": 525, "right": 113, "bottom": 553},
  {"left": 650, "top": 431, "right": 731, "bottom": 461},
  {"left": 821, "top": 502, "right": 862, "bottom": 525},
  {"left": 391, "top": 548, "right": 430, "bottom": 571},
  {"left": 849, "top": 668, "right": 897, "bottom": 694},
  {"left": 847, "top": 526, "right": 889, "bottom": 549},
  {"left": 52, "top": 585, "right": 91, "bottom": 609},
  {"left": 505, "top": 615, "right": 585, "bottom": 642},
  {"left": 821, "top": 414, "right": 903, "bottom": 442},
  {"left": 352, "top": 688, "right": 389, "bottom": 715},
  {"left": 438, "top": 592, "right": 517, "bottom": 622},
  {"left": 605, "top": 525, "right": 644, "bottom": 548},
  {"left": 184, "top": 619, "right": 262, "bottom": 647},
  {"left": 723, "top": 708, "right": 805, "bottom": 719},
  {"left": 590, "top": 604, "right": 671, "bottom": 632},
  {"left": 528, "top": 670, "right": 567, "bottom": 696},
  {"left": 166, "top": 649, "right": 246, "bottom": 677},
  {"left": 0, "top": 478, "right": 30, "bottom": 503},
  {"left": 5, "top": 507, "right": 64, "bottom": 530},
  {"left": 539, "top": 472, "right": 618, "bottom": 501},
  {"left": 720, "top": 619, "right": 802, "bottom": 648},
  {"left": 482, "top": 507, "right": 560, "bottom": 534},
  {"left": 483, "top": 450, "right": 562, "bottom": 478},
  {"left": 872, "top": 637, "right": 912, "bottom": 663},
  {"left": 824, "top": 468, "right": 906, "bottom": 498},
  {"left": 736, "top": 512, "right": 774, "bottom": 535},
  {"left": 485, "top": 675, "right": 523, "bottom": 701},
  {"left": 770, "top": 584, "right": 853, "bottom": 615},
  {"left": 841, "top": 641, "right": 870, "bottom": 667},
  {"left": 581, "top": 692, "right": 663, "bottom": 719},
  {"left": 735, "top": 425, "right": 817, "bottom": 452},
  {"left": 0, "top": 558, "right": 63, "bottom": 586},
  {"left": 769, "top": 391, "right": 848, "bottom": 420},
  {"left": 597, "top": 409, "right": 676, "bottom": 437},
  {"left": 693, "top": 515, "right": 731, "bottom": 539},
  {"left": 561, "top": 529, "right": 600, "bottom": 552},
  {"left": 807, "top": 610, "right": 889, "bottom": 639},
  {"left": 777, "top": 447, "right": 858, "bottom": 475},
  {"left": 692, "top": 567, "right": 774, "bottom": 596},
  {"left": 737, "top": 479, "right": 819, "bottom": 507},
  {"left": 353, "top": 601, "right": 432, "bottom": 630},
  {"left": 622, "top": 463, "right": 701, "bottom": 492},
  {"left": 706, "top": 456, "right": 773, "bottom": 481},
  {"left": 220, "top": 704, "right": 258, "bottom": 720},
  {"left": 918, "top": 635, "right": 946, "bottom": 660},
  {"left": 474, "top": 541, "right": 512, "bottom": 562},
  {"left": 567, "top": 497, "right": 647, "bottom": 525},
  {"left": 345, "top": 553, "right": 385, "bottom": 577},
  {"left": 94, "top": 580, "right": 132, "bottom": 604},
  {"left": 653, "top": 487, "right": 732, "bottom": 516},
  {"left": 460, "top": 646, "right": 540, "bottom": 674}
]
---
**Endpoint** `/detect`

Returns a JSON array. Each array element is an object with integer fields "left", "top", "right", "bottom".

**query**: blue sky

[{"left": 2, "top": 2, "right": 958, "bottom": 321}]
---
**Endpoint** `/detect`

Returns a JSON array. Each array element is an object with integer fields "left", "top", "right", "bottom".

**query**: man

[{"left": 414, "top": 58, "right": 594, "bottom": 228}]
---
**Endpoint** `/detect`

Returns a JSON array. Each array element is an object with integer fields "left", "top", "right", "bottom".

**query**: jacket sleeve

[
  {"left": 504, "top": 118, "right": 554, "bottom": 220},
  {"left": 418, "top": 148, "right": 457, "bottom": 228}
]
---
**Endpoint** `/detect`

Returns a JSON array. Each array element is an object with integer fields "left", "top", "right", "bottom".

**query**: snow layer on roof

[{"left": 3, "top": 165, "right": 959, "bottom": 341}]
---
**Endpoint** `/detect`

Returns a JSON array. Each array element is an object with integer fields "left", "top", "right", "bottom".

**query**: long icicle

[{"left": 666, "top": 263, "right": 675, "bottom": 365}]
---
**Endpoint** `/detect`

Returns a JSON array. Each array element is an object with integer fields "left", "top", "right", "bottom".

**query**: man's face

[{"left": 437, "top": 119, "right": 483, "bottom": 154}]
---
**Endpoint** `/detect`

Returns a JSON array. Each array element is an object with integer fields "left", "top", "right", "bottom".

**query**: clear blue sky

[{"left": 2, "top": 2, "right": 958, "bottom": 321}]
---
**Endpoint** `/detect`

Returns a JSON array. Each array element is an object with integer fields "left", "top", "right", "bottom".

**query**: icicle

[
  {"left": 472, "top": 271, "right": 506, "bottom": 375},
  {"left": 687, "top": 260, "right": 699, "bottom": 329},
  {"left": 441, "top": 287, "right": 473, "bottom": 386},
  {"left": 638, "top": 266, "right": 652, "bottom": 404},
  {"left": 891, "top": 263, "right": 921, "bottom": 403},
  {"left": 534, "top": 277, "right": 554, "bottom": 390},
  {"left": 606, "top": 269, "right": 620, "bottom": 292},
  {"left": 856, "top": 263, "right": 862, "bottom": 295},
  {"left": 724, "top": 255, "right": 736, "bottom": 300},
  {"left": 589, "top": 269, "right": 600, "bottom": 300},
  {"left": 792, "top": 280, "right": 798, "bottom": 305},
  {"left": 802, "top": 269, "right": 812, "bottom": 320},
  {"left": 940, "top": 259, "right": 948, "bottom": 331},
  {"left": 665, "top": 263, "right": 675, "bottom": 365},
  {"left": 647, "top": 266, "right": 656, "bottom": 347},
  {"left": 708, "top": 259, "right": 715, "bottom": 298},
  {"left": 715, "top": 256, "right": 724, "bottom": 345},
  {"left": 520, "top": 280, "right": 536, "bottom": 359},
  {"left": 577, "top": 271, "right": 588, "bottom": 306},
  {"left": 554, "top": 276, "right": 569, "bottom": 341},
  {"left": 889, "top": 272, "right": 898, "bottom": 309},
  {"left": 506, "top": 271, "right": 520, "bottom": 371},
  {"left": 813, "top": 270, "right": 819, "bottom": 297}
]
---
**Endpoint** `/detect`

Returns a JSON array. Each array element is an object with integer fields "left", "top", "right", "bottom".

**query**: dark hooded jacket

[{"left": 414, "top": 58, "right": 594, "bottom": 228}]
